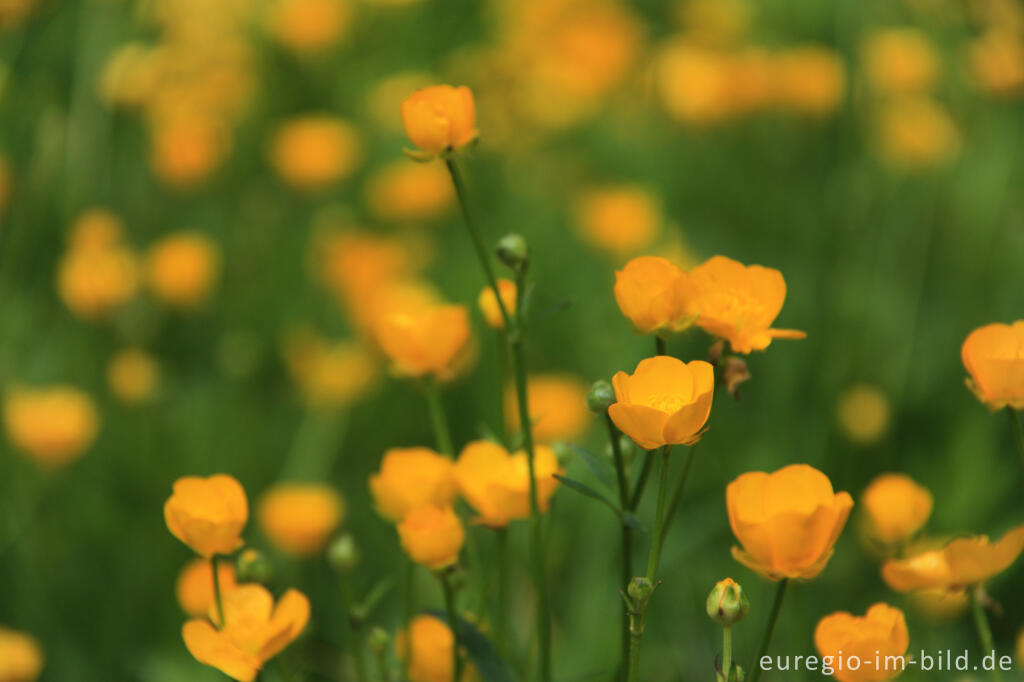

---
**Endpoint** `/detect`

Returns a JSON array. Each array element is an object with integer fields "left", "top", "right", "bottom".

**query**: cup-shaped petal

[
  {"left": 398, "top": 505, "right": 464, "bottom": 570},
  {"left": 165, "top": 474, "right": 248, "bottom": 557},
  {"left": 613, "top": 256, "right": 695, "bottom": 335},
  {"left": 369, "top": 447, "right": 457, "bottom": 522},
  {"left": 401, "top": 85, "right": 478, "bottom": 155},
  {"left": 961, "top": 321, "right": 1024, "bottom": 409},
  {"left": 814, "top": 603, "right": 909, "bottom": 682}
]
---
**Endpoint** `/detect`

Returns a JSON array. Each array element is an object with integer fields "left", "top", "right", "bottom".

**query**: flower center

[{"left": 645, "top": 394, "right": 688, "bottom": 414}]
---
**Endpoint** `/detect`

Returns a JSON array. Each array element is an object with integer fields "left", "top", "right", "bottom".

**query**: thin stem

[
  {"left": 748, "top": 579, "right": 789, "bottom": 682},
  {"left": 606, "top": 415, "right": 632, "bottom": 679},
  {"left": 722, "top": 626, "right": 733, "bottom": 682},
  {"left": 211, "top": 555, "right": 225, "bottom": 628},
  {"left": 440, "top": 570, "right": 464, "bottom": 682},
  {"left": 971, "top": 587, "right": 1002, "bottom": 682},
  {"left": 658, "top": 445, "right": 698, "bottom": 549},
  {"left": 628, "top": 451, "right": 656, "bottom": 511},
  {"left": 404, "top": 558, "right": 416, "bottom": 627},
  {"left": 1007, "top": 407, "right": 1024, "bottom": 472},
  {"left": 424, "top": 378, "right": 454, "bottom": 455},
  {"left": 495, "top": 527, "right": 509, "bottom": 657},
  {"left": 645, "top": 447, "right": 672, "bottom": 582},
  {"left": 655, "top": 336, "right": 666, "bottom": 356},
  {"left": 338, "top": 574, "right": 368, "bottom": 682},
  {"left": 497, "top": 329, "right": 510, "bottom": 445}
]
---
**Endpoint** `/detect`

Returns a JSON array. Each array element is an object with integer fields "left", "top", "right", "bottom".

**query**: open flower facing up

[
  {"left": 814, "top": 604, "right": 909, "bottom": 682},
  {"left": 0, "top": 626, "right": 43, "bottom": 682},
  {"left": 398, "top": 615, "right": 457, "bottom": 682},
  {"left": 727, "top": 464, "right": 853, "bottom": 580},
  {"left": 861, "top": 473, "right": 932, "bottom": 547},
  {"left": 477, "top": 279, "right": 516, "bottom": 329},
  {"left": 961, "top": 320, "right": 1024, "bottom": 410},
  {"left": 882, "top": 524, "right": 1024, "bottom": 592},
  {"left": 504, "top": 374, "right": 590, "bottom": 444},
  {"left": 401, "top": 85, "right": 478, "bottom": 157},
  {"left": 183, "top": 584, "right": 309, "bottom": 682},
  {"left": 613, "top": 256, "right": 696, "bottom": 335},
  {"left": 373, "top": 302, "right": 473, "bottom": 381},
  {"left": 165, "top": 475, "right": 249, "bottom": 558},
  {"left": 257, "top": 483, "right": 344, "bottom": 557},
  {"left": 689, "top": 255, "right": 806, "bottom": 353},
  {"left": 608, "top": 356, "right": 714, "bottom": 450},
  {"left": 145, "top": 231, "right": 221, "bottom": 309},
  {"left": 2, "top": 385, "right": 99, "bottom": 467},
  {"left": 455, "top": 440, "right": 563, "bottom": 527},
  {"left": 369, "top": 447, "right": 457, "bottom": 522},
  {"left": 397, "top": 505, "right": 464, "bottom": 570},
  {"left": 176, "top": 558, "right": 238, "bottom": 617}
]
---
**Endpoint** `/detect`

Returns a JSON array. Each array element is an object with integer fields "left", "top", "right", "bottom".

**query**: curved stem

[
  {"left": 440, "top": 570, "right": 464, "bottom": 682},
  {"left": 211, "top": 555, "right": 225, "bottom": 628},
  {"left": 655, "top": 336, "right": 666, "bottom": 356},
  {"left": 1007, "top": 407, "right": 1024, "bottom": 473},
  {"left": 971, "top": 587, "right": 1002, "bottom": 682},
  {"left": 606, "top": 415, "right": 632, "bottom": 679},
  {"left": 748, "top": 579, "right": 789, "bottom": 682},
  {"left": 424, "top": 378, "right": 454, "bottom": 455},
  {"left": 628, "top": 451, "right": 656, "bottom": 511},
  {"left": 658, "top": 445, "right": 698, "bottom": 549}
]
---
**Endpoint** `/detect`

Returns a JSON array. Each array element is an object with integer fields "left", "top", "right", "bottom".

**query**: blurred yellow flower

[
  {"left": 374, "top": 301, "right": 473, "bottom": 381},
  {"left": 455, "top": 440, "right": 563, "bottom": 527},
  {"left": 398, "top": 615, "right": 456, "bottom": 682},
  {"left": 271, "top": 115, "right": 362, "bottom": 191},
  {"left": 727, "top": 464, "right": 853, "bottom": 580},
  {"left": 504, "top": 374, "right": 590, "bottom": 444},
  {"left": 57, "top": 217, "right": 140, "bottom": 320},
  {"left": 882, "top": 525, "right": 1024, "bottom": 591},
  {"left": 876, "top": 96, "right": 960, "bottom": 169},
  {"left": 150, "top": 114, "right": 231, "bottom": 189},
  {"left": 961, "top": 320, "right": 1024, "bottom": 410},
  {"left": 676, "top": 0, "right": 751, "bottom": 48},
  {"left": 282, "top": 330, "right": 377, "bottom": 409},
  {"left": 164, "top": 474, "right": 249, "bottom": 557},
  {"left": 609, "top": 356, "right": 714, "bottom": 450},
  {"left": 107, "top": 348, "right": 160, "bottom": 405},
  {"left": 3, "top": 385, "right": 99, "bottom": 467},
  {"left": 836, "top": 383, "right": 890, "bottom": 444},
  {"left": 861, "top": 473, "right": 932, "bottom": 547},
  {"left": 968, "top": 31, "right": 1024, "bottom": 97},
  {"left": 69, "top": 209, "right": 125, "bottom": 249},
  {"left": 397, "top": 504, "right": 464, "bottom": 570},
  {"left": 0, "top": 626, "right": 43, "bottom": 682},
  {"left": 257, "top": 483, "right": 344, "bottom": 557},
  {"left": 266, "top": 0, "right": 352, "bottom": 53},
  {"left": 656, "top": 42, "right": 736, "bottom": 125},
  {"left": 613, "top": 256, "right": 696, "bottom": 336},
  {"left": 908, "top": 586, "right": 968, "bottom": 622},
  {"left": 814, "top": 604, "right": 908, "bottom": 682},
  {"left": 773, "top": 46, "right": 845, "bottom": 115},
  {"left": 690, "top": 255, "right": 806, "bottom": 353},
  {"left": 0, "top": 0, "right": 38, "bottom": 29},
  {"left": 862, "top": 28, "right": 939, "bottom": 95},
  {"left": 369, "top": 447, "right": 457, "bottom": 522},
  {"left": 176, "top": 558, "right": 238, "bottom": 617},
  {"left": 183, "top": 584, "right": 309, "bottom": 682},
  {"left": 477, "top": 279, "right": 516, "bottom": 329},
  {"left": 401, "top": 85, "right": 478, "bottom": 156},
  {"left": 365, "top": 160, "right": 454, "bottom": 223},
  {"left": 145, "top": 230, "right": 220, "bottom": 309},
  {"left": 574, "top": 186, "right": 662, "bottom": 258}
]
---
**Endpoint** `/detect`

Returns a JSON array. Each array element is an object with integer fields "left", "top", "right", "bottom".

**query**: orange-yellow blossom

[
  {"left": 504, "top": 374, "right": 590, "bottom": 444},
  {"left": 257, "top": 483, "right": 344, "bottom": 557},
  {"left": 861, "top": 473, "right": 932, "bottom": 546},
  {"left": 401, "top": 85, "right": 478, "bottom": 156},
  {"left": 961, "top": 320, "right": 1024, "bottom": 410},
  {"left": 369, "top": 447, "right": 457, "bottom": 522},
  {"left": 478, "top": 279, "right": 516, "bottom": 329},
  {"left": 455, "top": 440, "right": 562, "bottom": 527},
  {"left": 397, "top": 505, "right": 464, "bottom": 570},
  {"left": 146, "top": 231, "right": 220, "bottom": 308},
  {"left": 374, "top": 302, "right": 473, "bottom": 380},
  {"left": 882, "top": 524, "right": 1024, "bottom": 591},
  {"left": 398, "top": 615, "right": 458, "bottom": 682},
  {"left": 0, "top": 626, "right": 43, "bottom": 682},
  {"left": 165, "top": 474, "right": 248, "bottom": 557},
  {"left": 814, "top": 604, "right": 909, "bottom": 682},
  {"left": 2, "top": 385, "right": 99, "bottom": 467},
  {"left": 613, "top": 256, "right": 696, "bottom": 335}
]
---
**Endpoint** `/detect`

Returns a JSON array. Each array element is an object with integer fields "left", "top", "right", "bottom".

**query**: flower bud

[
  {"left": 587, "top": 380, "right": 615, "bottom": 413},
  {"left": 235, "top": 548, "right": 274, "bottom": 584},
  {"left": 496, "top": 233, "right": 528, "bottom": 270},
  {"left": 368, "top": 626, "right": 391, "bottom": 654},
  {"left": 327, "top": 532, "right": 360, "bottom": 572},
  {"left": 706, "top": 578, "right": 749, "bottom": 626},
  {"left": 627, "top": 577, "right": 655, "bottom": 604}
]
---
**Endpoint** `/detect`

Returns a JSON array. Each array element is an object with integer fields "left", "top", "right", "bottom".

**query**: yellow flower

[
  {"left": 266, "top": 0, "right": 352, "bottom": 53},
  {"left": 183, "top": 584, "right": 309, "bottom": 682},
  {"left": 656, "top": 42, "right": 737, "bottom": 125},
  {"left": 398, "top": 615, "right": 456, "bottom": 682},
  {"left": 271, "top": 115, "right": 362, "bottom": 191},
  {"left": 689, "top": 255, "right": 806, "bottom": 353},
  {"left": 69, "top": 208, "right": 125, "bottom": 249},
  {"left": 397, "top": 504, "right": 464, "bottom": 570},
  {"left": 861, "top": 473, "right": 932, "bottom": 547},
  {"left": 257, "top": 483, "right": 344, "bottom": 557},
  {"left": 814, "top": 604, "right": 908, "bottom": 682},
  {"left": 146, "top": 231, "right": 220, "bottom": 308},
  {"left": 374, "top": 302, "right": 473, "bottom": 381},
  {"left": 176, "top": 558, "right": 238, "bottom": 617},
  {"left": 455, "top": 440, "right": 563, "bottom": 527},
  {"left": 365, "top": 160, "right": 454, "bottom": 223},
  {"left": 282, "top": 330, "right": 377, "bottom": 409},
  {"left": 882, "top": 525, "right": 1024, "bottom": 591},
  {"left": 369, "top": 447, "right": 457, "bottom": 522},
  {"left": 876, "top": 96, "right": 960, "bottom": 169},
  {"left": 2, "top": 385, "right": 99, "bottom": 467},
  {"left": 0, "top": 626, "right": 43, "bottom": 682},
  {"left": 862, "top": 28, "right": 939, "bottom": 95},
  {"left": 968, "top": 31, "right": 1024, "bottom": 97},
  {"left": 477, "top": 279, "right": 516, "bottom": 329},
  {"left": 149, "top": 114, "right": 230, "bottom": 189},
  {"left": 107, "top": 348, "right": 160, "bottom": 405},
  {"left": 574, "top": 186, "right": 662, "bottom": 258},
  {"left": 908, "top": 587, "right": 968, "bottom": 622},
  {"left": 401, "top": 85, "right": 478, "bottom": 156},
  {"left": 57, "top": 221, "right": 139, "bottom": 320},
  {"left": 504, "top": 374, "right": 590, "bottom": 444},
  {"left": 613, "top": 256, "right": 697, "bottom": 335},
  {"left": 164, "top": 474, "right": 249, "bottom": 557},
  {"left": 727, "top": 464, "right": 853, "bottom": 580},
  {"left": 961, "top": 320, "right": 1024, "bottom": 410},
  {"left": 773, "top": 46, "right": 845, "bottom": 115},
  {"left": 608, "top": 356, "right": 714, "bottom": 450},
  {"left": 836, "top": 383, "right": 890, "bottom": 445}
]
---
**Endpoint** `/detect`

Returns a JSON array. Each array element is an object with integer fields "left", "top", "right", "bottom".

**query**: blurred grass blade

[{"left": 567, "top": 443, "right": 616, "bottom": 488}]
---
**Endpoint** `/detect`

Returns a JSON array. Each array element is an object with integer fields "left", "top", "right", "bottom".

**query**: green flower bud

[
  {"left": 368, "top": 626, "right": 391, "bottom": 654},
  {"left": 235, "top": 548, "right": 274, "bottom": 584},
  {"left": 327, "top": 532, "right": 360, "bottom": 572},
  {"left": 587, "top": 380, "right": 615, "bottom": 413},
  {"left": 627, "top": 577, "right": 655, "bottom": 604},
  {"left": 496, "top": 233, "right": 528, "bottom": 270},
  {"left": 706, "top": 578, "right": 749, "bottom": 626}
]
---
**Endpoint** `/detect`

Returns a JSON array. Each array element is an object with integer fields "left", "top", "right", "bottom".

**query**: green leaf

[
  {"left": 424, "top": 610, "right": 515, "bottom": 682},
  {"left": 567, "top": 443, "right": 615, "bottom": 488},
  {"left": 554, "top": 475, "right": 646, "bottom": 533}
]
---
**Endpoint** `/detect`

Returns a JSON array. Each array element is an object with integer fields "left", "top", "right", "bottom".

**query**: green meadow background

[{"left": 1, "top": 0, "right": 1023, "bottom": 680}]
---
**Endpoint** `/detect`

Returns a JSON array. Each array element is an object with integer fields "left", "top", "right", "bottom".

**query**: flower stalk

[
  {"left": 1007, "top": 407, "right": 1024, "bottom": 472},
  {"left": 439, "top": 569, "right": 464, "bottom": 682},
  {"left": 212, "top": 555, "right": 225, "bottom": 629},
  {"left": 970, "top": 586, "right": 1002, "bottom": 682},
  {"left": 424, "top": 378, "right": 454, "bottom": 455},
  {"left": 748, "top": 579, "right": 789, "bottom": 682}
]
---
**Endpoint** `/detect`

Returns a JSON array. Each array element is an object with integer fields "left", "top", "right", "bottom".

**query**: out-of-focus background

[{"left": 1, "top": 0, "right": 1023, "bottom": 679}]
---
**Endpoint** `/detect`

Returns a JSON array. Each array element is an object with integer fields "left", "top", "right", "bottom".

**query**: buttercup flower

[
  {"left": 613, "top": 256, "right": 697, "bottom": 335},
  {"left": 862, "top": 28, "right": 939, "bottom": 95},
  {"left": 908, "top": 587, "right": 968, "bottom": 622},
  {"left": 183, "top": 584, "right": 309, "bottom": 682},
  {"left": 689, "top": 255, "right": 806, "bottom": 353},
  {"left": 478, "top": 279, "right": 516, "bottom": 329},
  {"left": 455, "top": 440, "right": 563, "bottom": 527},
  {"left": 814, "top": 604, "right": 909, "bottom": 682},
  {"left": 727, "top": 464, "right": 853, "bottom": 580},
  {"left": 150, "top": 114, "right": 230, "bottom": 189},
  {"left": 257, "top": 483, "right": 344, "bottom": 557},
  {"left": 374, "top": 302, "right": 473, "bottom": 380},
  {"left": 401, "top": 85, "right": 478, "bottom": 156},
  {"left": 370, "top": 447, "right": 457, "bottom": 521},
  {"left": 574, "top": 186, "right": 662, "bottom": 258},
  {"left": 397, "top": 505, "right": 464, "bottom": 570},
  {"left": 398, "top": 615, "right": 457, "bottom": 682},
  {"left": 876, "top": 97, "right": 960, "bottom": 169},
  {"left": 282, "top": 329, "right": 377, "bottom": 409},
  {"left": 365, "top": 160, "right": 454, "bottom": 223},
  {"left": 0, "top": 626, "right": 43, "bottom": 682},
  {"left": 961, "top": 320, "right": 1024, "bottom": 410},
  {"left": 882, "top": 525, "right": 1024, "bottom": 591},
  {"left": 3, "top": 385, "right": 99, "bottom": 467},
  {"left": 165, "top": 474, "right": 249, "bottom": 557},
  {"left": 57, "top": 220, "right": 140, "bottom": 320},
  {"left": 861, "top": 473, "right": 932, "bottom": 547},
  {"left": 968, "top": 31, "right": 1024, "bottom": 97},
  {"left": 271, "top": 115, "right": 362, "bottom": 191},
  {"left": 608, "top": 356, "right": 714, "bottom": 450},
  {"left": 504, "top": 374, "right": 590, "bottom": 444},
  {"left": 176, "top": 558, "right": 238, "bottom": 617},
  {"left": 107, "top": 348, "right": 160, "bottom": 404},
  {"left": 266, "top": 0, "right": 352, "bottom": 53},
  {"left": 146, "top": 231, "right": 220, "bottom": 308},
  {"left": 774, "top": 46, "right": 846, "bottom": 115}
]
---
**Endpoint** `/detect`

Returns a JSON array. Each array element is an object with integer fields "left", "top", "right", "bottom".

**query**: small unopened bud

[
  {"left": 628, "top": 577, "right": 655, "bottom": 604},
  {"left": 368, "top": 626, "right": 391, "bottom": 654},
  {"left": 587, "top": 380, "right": 615, "bottom": 413},
  {"left": 706, "top": 578, "right": 749, "bottom": 626},
  {"left": 496, "top": 233, "right": 528, "bottom": 269},
  {"left": 327, "top": 533, "right": 360, "bottom": 572},
  {"left": 722, "top": 357, "right": 751, "bottom": 400},
  {"left": 235, "top": 548, "right": 273, "bottom": 584}
]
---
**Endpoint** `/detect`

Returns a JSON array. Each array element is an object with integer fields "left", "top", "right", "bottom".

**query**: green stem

[
  {"left": 440, "top": 570, "right": 464, "bottom": 682},
  {"left": 425, "top": 378, "right": 454, "bottom": 455},
  {"left": 655, "top": 336, "right": 666, "bottom": 356},
  {"left": 971, "top": 587, "right": 1002, "bottom": 682},
  {"left": 404, "top": 558, "right": 417, "bottom": 627},
  {"left": 748, "top": 579, "right": 789, "bottom": 682},
  {"left": 497, "top": 329, "right": 510, "bottom": 445},
  {"left": 495, "top": 527, "right": 509, "bottom": 657},
  {"left": 628, "top": 450, "right": 656, "bottom": 510},
  {"left": 658, "top": 445, "right": 698, "bottom": 549},
  {"left": 211, "top": 555, "right": 225, "bottom": 628},
  {"left": 606, "top": 415, "right": 632, "bottom": 679},
  {"left": 338, "top": 574, "right": 368, "bottom": 682},
  {"left": 645, "top": 447, "right": 672, "bottom": 582},
  {"left": 722, "top": 626, "right": 733, "bottom": 682},
  {"left": 1007, "top": 407, "right": 1024, "bottom": 472}
]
